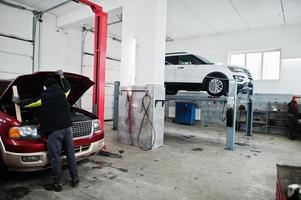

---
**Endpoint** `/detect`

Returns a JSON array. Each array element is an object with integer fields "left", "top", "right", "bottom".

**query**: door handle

[{"left": 177, "top": 67, "right": 184, "bottom": 69}]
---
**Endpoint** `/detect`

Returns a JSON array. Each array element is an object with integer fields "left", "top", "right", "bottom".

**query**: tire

[{"left": 204, "top": 76, "right": 228, "bottom": 96}]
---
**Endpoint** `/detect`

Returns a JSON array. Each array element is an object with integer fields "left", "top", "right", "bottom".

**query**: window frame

[
  {"left": 178, "top": 54, "right": 207, "bottom": 65},
  {"left": 165, "top": 56, "right": 180, "bottom": 65},
  {"left": 228, "top": 49, "right": 281, "bottom": 81}
]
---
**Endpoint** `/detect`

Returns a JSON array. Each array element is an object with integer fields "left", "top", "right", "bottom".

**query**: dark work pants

[
  {"left": 288, "top": 116, "right": 297, "bottom": 138},
  {"left": 47, "top": 127, "right": 78, "bottom": 184},
  {"left": 288, "top": 114, "right": 301, "bottom": 138}
]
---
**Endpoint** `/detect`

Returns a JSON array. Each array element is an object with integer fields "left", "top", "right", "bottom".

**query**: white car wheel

[
  {"left": 208, "top": 78, "right": 224, "bottom": 94},
  {"left": 205, "top": 76, "right": 227, "bottom": 96}
]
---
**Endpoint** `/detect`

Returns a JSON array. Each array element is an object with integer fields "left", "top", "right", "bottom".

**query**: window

[
  {"left": 165, "top": 55, "right": 210, "bottom": 65},
  {"left": 262, "top": 51, "right": 280, "bottom": 80},
  {"left": 229, "top": 50, "right": 281, "bottom": 80},
  {"left": 246, "top": 53, "right": 261, "bottom": 80},
  {"left": 179, "top": 55, "right": 207, "bottom": 65},
  {"left": 165, "top": 56, "right": 179, "bottom": 65}
]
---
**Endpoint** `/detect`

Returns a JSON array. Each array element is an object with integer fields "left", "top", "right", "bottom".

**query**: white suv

[{"left": 165, "top": 52, "right": 253, "bottom": 96}]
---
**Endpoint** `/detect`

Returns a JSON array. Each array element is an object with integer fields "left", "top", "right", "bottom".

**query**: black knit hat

[{"left": 44, "top": 78, "right": 58, "bottom": 88}]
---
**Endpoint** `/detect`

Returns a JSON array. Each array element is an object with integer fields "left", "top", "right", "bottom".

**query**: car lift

[
  {"left": 72, "top": 0, "right": 108, "bottom": 129},
  {"left": 225, "top": 79, "right": 238, "bottom": 150},
  {"left": 0, "top": 0, "right": 107, "bottom": 129},
  {"left": 165, "top": 80, "right": 254, "bottom": 151}
]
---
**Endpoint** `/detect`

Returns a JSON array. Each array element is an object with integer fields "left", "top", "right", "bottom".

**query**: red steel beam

[{"left": 79, "top": 0, "right": 107, "bottom": 129}]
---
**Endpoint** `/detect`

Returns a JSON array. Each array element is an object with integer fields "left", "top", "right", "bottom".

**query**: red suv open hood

[{"left": 0, "top": 72, "right": 94, "bottom": 106}]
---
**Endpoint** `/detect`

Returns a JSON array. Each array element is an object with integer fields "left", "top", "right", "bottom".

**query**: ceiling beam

[
  {"left": 40, "top": 0, "right": 72, "bottom": 15},
  {"left": 57, "top": 0, "right": 123, "bottom": 28},
  {"left": 280, "top": 0, "right": 286, "bottom": 25},
  {"left": 228, "top": 0, "right": 250, "bottom": 30}
]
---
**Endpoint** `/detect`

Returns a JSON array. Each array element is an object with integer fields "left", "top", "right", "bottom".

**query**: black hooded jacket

[
  {"left": 19, "top": 78, "right": 72, "bottom": 135},
  {"left": 288, "top": 100, "right": 299, "bottom": 118}
]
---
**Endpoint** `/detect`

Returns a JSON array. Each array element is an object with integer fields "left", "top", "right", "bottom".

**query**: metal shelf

[{"left": 238, "top": 109, "right": 288, "bottom": 134}]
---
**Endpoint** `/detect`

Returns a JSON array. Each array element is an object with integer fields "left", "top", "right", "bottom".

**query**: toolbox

[{"left": 175, "top": 102, "right": 196, "bottom": 125}]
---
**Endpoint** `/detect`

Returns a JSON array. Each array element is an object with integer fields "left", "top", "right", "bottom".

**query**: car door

[
  {"left": 165, "top": 56, "right": 179, "bottom": 82},
  {"left": 176, "top": 55, "right": 204, "bottom": 83}
]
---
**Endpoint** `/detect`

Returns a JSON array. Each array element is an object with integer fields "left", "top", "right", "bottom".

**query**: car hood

[{"left": 0, "top": 71, "right": 94, "bottom": 106}]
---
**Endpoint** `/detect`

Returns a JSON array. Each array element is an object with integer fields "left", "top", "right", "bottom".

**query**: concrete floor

[{"left": 1, "top": 122, "right": 301, "bottom": 200}]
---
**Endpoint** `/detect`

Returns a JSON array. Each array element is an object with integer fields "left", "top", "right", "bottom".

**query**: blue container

[{"left": 175, "top": 102, "right": 196, "bottom": 125}]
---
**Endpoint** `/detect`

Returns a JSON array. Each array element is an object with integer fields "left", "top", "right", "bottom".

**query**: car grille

[
  {"left": 61, "top": 144, "right": 91, "bottom": 156},
  {"left": 243, "top": 69, "right": 253, "bottom": 80},
  {"left": 72, "top": 120, "right": 93, "bottom": 139}
]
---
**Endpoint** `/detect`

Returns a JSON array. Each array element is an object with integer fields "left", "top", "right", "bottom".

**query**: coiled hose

[{"left": 137, "top": 91, "right": 156, "bottom": 151}]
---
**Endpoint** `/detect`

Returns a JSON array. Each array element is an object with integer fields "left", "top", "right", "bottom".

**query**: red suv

[{"left": 0, "top": 72, "right": 104, "bottom": 175}]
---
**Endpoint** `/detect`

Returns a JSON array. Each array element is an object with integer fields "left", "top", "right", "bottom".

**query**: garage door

[
  {"left": 0, "top": 4, "right": 33, "bottom": 79},
  {"left": 81, "top": 31, "right": 121, "bottom": 120}
]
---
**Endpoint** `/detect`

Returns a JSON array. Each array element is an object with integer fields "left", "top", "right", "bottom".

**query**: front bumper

[
  {"left": 0, "top": 137, "right": 104, "bottom": 172},
  {"left": 237, "top": 80, "right": 253, "bottom": 91}
]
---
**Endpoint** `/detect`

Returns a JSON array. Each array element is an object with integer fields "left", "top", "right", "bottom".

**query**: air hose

[{"left": 137, "top": 91, "right": 156, "bottom": 151}]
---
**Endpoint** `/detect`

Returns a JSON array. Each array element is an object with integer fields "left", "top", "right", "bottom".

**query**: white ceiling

[
  {"left": 11, "top": 0, "right": 301, "bottom": 41},
  {"left": 167, "top": 0, "right": 301, "bottom": 40},
  {"left": 11, "top": 0, "right": 86, "bottom": 15}
]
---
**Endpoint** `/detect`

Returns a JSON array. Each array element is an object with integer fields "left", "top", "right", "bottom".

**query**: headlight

[
  {"left": 228, "top": 66, "right": 245, "bottom": 72},
  {"left": 233, "top": 75, "right": 245, "bottom": 82},
  {"left": 9, "top": 126, "right": 40, "bottom": 139},
  {"left": 93, "top": 120, "right": 101, "bottom": 132}
]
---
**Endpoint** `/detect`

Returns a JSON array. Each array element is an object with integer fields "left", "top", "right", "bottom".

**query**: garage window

[{"left": 229, "top": 50, "right": 281, "bottom": 80}]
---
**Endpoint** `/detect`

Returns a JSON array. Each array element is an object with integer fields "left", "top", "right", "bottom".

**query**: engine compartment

[{"left": 0, "top": 103, "right": 95, "bottom": 125}]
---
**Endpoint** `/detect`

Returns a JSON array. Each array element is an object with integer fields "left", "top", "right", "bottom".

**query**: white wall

[
  {"left": 0, "top": 2, "right": 121, "bottom": 120},
  {"left": 120, "top": 0, "right": 167, "bottom": 86},
  {"left": 0, "top": 3, "right": 33, "bottom": 79},
  {"left": 0, "top": 3, "right": 83, "bottom": 77},
  {"left": 81, "top": 31, "right": 121, "bottom": 120},
  {"left": 38, "top": 14, "right": 82, "bottom": 74},
  {"left": 167, "top": 24, "right": 301, "bottom": 94}
]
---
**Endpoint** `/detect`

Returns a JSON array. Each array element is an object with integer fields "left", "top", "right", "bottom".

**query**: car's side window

[
  {"left": 165, "top": 56, "right": 179, "bottom": 65},
  {"left": 179, "top": 55, "right": 207, "bottom": 65}
]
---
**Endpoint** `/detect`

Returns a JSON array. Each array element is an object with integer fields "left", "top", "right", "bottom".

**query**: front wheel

[{"left": 204, "top": 77, "right": 228, "bottom": 96}]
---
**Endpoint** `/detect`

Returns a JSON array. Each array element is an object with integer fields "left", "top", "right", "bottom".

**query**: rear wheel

[{"left": 204, "top": 77, "right": 228, "bottom": 96}]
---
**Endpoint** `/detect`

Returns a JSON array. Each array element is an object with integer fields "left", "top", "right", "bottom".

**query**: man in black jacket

[
  {"left": 288, "top": 95, "right": 301, "bottom": 140},
  {"left": 12, "top": 70, "right": 79, "bottom": 192}
]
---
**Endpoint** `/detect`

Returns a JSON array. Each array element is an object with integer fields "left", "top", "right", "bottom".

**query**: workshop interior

[{"left": 0, "top": 0, "right": 301, "bottom": 199}]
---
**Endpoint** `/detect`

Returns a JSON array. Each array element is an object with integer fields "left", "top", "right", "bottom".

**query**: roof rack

[{"left": 165, "top": 52, "right": 188, "bottom": 55}]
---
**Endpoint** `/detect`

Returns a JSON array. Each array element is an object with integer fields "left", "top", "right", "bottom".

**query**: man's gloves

[
  {"left": 12, "top": 96, "right": 20, "bottom": 104},
  {"left": 56, "top": 70, "right": 64, "bottom": 78}
]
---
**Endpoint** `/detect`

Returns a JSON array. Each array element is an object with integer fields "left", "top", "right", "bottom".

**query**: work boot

[
  {"left": 71, "top": 179, "right": 79, "bottom": 188},
  {"left": 44, "top": 183, "right": 63, "bottom": 192}
]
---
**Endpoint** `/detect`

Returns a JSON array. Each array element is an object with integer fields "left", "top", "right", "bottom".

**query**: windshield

[
  {"left": 0, "top": 80, "right": 12, "bottom": 96},
  {"left": 195, "top": 55, "right": 214, "bottom": 64}
]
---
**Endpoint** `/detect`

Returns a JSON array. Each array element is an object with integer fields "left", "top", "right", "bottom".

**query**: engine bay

[{"left": 0, "top": 102, "right": 95, "bottom": 125}]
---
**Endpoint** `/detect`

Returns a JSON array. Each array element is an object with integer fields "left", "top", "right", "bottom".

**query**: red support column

[
  {"left": 79, "top": 0, "right": 107, "bottom": 129},
  {"left": 93, "top": 11, "right": 107, "bottom": 129}
]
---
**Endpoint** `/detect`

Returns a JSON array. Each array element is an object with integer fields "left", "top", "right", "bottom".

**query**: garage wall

[
  {"left": 81, "top": 31, "right": 121, "bottom": 120},
  {"left": 38, "top": 14, "right": 82, "bottom": 74},
  {"left": 166, "top": 24, "right": 301, "bottom": 94},
  {"left": 0, "top": 3, "right": 33, "bottom": 79},
  {"left": 0, "top": 3, "right": 82, "bottom": 77},
  {"left": 0, "top": 3, "right": 121, "bottom": 120}
]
